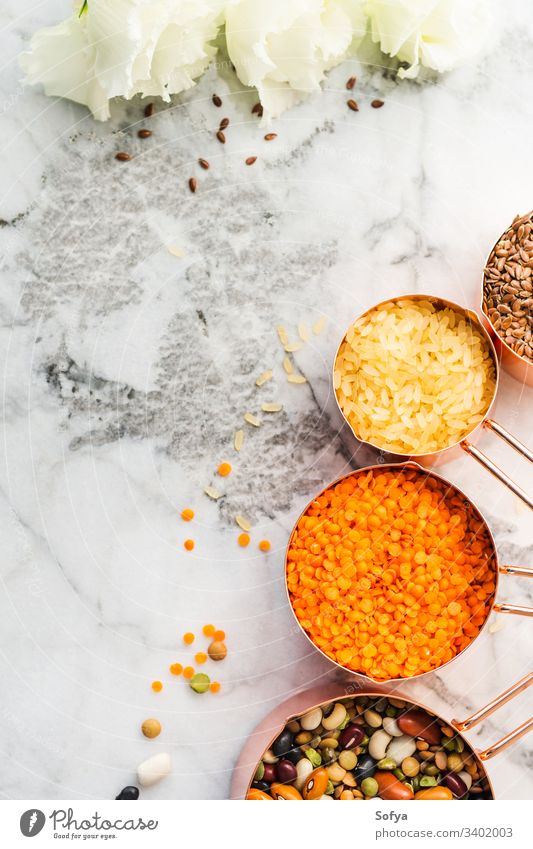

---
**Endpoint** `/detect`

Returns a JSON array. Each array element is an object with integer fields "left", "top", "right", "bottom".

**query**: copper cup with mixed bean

[{"left": 247, "top": 695, "right": 490, "bottom": 800}]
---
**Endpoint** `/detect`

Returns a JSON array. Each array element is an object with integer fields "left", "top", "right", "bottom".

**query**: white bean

[
  {"left": 368, "top": 729, "right": 392, "bottom": 760},
  {"left": 301, "top": 707, "right": 323, "bottom": 731},
  {"left": 294, "top": 758, "right": 313, "bottom": 790},
  {"left": 386, "top": 735, "right": 417, "bottom": 764},
  {"left": 458, "top": 770, "right": 472, "bottom": 791},
  {"left": 383, "top": 717, "right": 403, "bottom": 737},
  {"left": 322, "top": 703, "right": 347, "bottom": 731},
  {"left": 364, "top": 709, "right": 382, "bottom": 728},
  {"left": 137, "top": 752, "right": 171, "bottom": 787}
]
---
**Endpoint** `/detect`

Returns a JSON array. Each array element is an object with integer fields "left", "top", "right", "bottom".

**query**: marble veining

[{"left": 0, "top": 0, "right": 532, "bottom": 800}]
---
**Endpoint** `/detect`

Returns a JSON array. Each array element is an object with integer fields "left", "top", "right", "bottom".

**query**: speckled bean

[
  {"left": 323, "top": 703, "right": 347, "bottom": 730},
  {"left": 301, "top": 708, "right": 322, "bottom": 730}
]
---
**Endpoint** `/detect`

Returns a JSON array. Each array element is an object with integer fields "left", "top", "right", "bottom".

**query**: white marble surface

[{"left": 0, "top": 0, "right": 532, "bottom": 801}]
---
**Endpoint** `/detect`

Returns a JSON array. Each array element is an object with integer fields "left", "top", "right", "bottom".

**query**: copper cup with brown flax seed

[{"left": 482, "top": 209, "right": 533, "bottom": 387}]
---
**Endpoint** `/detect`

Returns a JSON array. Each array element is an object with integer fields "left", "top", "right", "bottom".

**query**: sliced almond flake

[
  {"left": 235, "top": 515, "right": 251, "bottom": 532},
  {"left": 277, "top": 325, "right": 289, "bottom": 346},
  {"left": 313, "top": 317, "right": 326, "bottom": 335},
  {"left": 255, "top": 369, "right": 273, "bottom": 387},
  {"left": 244, "top": 412, "right": 261, "bottom": 427},
  {"left": 298, "top": 322, "right": 309, "bottom": 342},
  {"left": 234, "top": 429, "right": 244, "bottom": 452},
  {"left": 489, "top": 620, "right": 505, "bottom": 634},
  {"left": 204, "top": 485, "right": 222, "bottom": 500},
  {"left": 261, "top": 402, "right": 283, "bottom": 412},
  {"left": 284, "top": 342, "right": 302, "bottom": 353},
  {"left": 167, "top": 244, "right": 185, "bottom": 257},
  {"left": 283, "top": 356, "right": 293, "bottom": 374},
  {"left": 287, "top": 374, "right": 307, "bottom": 384}
]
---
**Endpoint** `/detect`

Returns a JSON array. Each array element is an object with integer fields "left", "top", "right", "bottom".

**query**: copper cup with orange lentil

[{"left": 286, "top": 463, "right": 500, "bottom": 682}]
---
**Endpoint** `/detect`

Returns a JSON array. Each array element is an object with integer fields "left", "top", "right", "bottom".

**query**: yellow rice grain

[{"left": 334, "top": 299, "right": 496, "bottom": 454}]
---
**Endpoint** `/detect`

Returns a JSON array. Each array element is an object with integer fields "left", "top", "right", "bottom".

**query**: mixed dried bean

[{"left": 247, "top": 696, "right": 490, "bottom": 800}]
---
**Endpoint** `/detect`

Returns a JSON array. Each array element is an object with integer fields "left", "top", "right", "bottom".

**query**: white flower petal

[
  {"left": 226, "top": 0, "right": 366, "bottom": 122},
  {"left": 365, "top": 0, "right": 490, "bottom": 77}
]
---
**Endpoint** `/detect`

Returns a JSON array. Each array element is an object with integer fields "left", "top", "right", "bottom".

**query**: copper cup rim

[
  {"left": 284, "top": 459, "right": 501, "bottom": 686},
  {"left": 332, "top": 292, "right": 501, "bottom": 459},
  {"left": 480, "top": 215, "right": 533, "bottom": 371},
  {"left": 243, "top": 684, "right": 495, "bottom": 799}
]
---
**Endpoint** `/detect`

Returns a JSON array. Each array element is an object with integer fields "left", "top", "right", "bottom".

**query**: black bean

[
  {"left": 115, "top": 786, "right": 139, "bottom": 800},
  {"left": 252, "top": 781, "right": 271, "bottom": 793},
  {"left": 272, "top": 729, "right": 294, "bottom": 757},
  {"left": 354, "top": 754, "right": 376, "bottom": 781}
]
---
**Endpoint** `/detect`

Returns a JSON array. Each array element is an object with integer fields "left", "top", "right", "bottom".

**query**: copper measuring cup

[
  {"left": 480, "top": 212, "right": 533, "bottom": 388},
  {"left": 284, "top": 462, "right": 533, "bottom": 684},
  {"left": 333, "top": 294, "right": 533, "bottom": 510},
  {"left": 231, "top": 672, "right": 533, "bottom": 799}
]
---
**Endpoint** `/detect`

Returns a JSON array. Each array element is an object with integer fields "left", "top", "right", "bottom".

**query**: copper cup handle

[
  {"left": 461, "top": 419, "right": 533, "bottom": 510},
  {"left": 492, "top": 564, "right": 533, "bottom": 617},
  {"left": 452, "top": 672, "right": 533, "bottom": 761}
]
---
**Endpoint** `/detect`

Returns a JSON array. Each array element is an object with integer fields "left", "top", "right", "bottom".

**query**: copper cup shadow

[
  {"left": 284, "top": 462, "right": 533, "bottom": 686},
  {"left": 333, "top": 294, "right": 533, "bottom": 509},
  {"left": 231, "top": 672, "right": 533, "bottom": 799}
]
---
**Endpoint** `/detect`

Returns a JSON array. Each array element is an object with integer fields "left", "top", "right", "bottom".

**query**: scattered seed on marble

[
  {"left": 313, "top": 317, "right": 326, "bottom": 335},
  {"left": 284, "top": 342, "right": 302, "bottom": 353},
  {"left": 264, "top": 133, "right": 277, "bottom": 141},
  {"left": 489, "top": 620, "right": 505, "bottom": 634},
  {"left": 198, "top": 158, "right": 210, "bottom": 170},
  {"left": 347, "top": 99, "right": 359, "bottom": 112},
  {"left": 219, "top": 117, "right": 229, "bottom": 130},
  {"left": 287, "top": 374, "right": 306, "bottom": 384},
  {"left": 208, "top": 640, "right": 227, "bottom": 661},
  {"left": 142, "top": 718, "right": 161, "bottom": 739},
  {"left": 298, "top": 322, "right": 309, "bottom": 342},
  {"left": 283, "top": 356, "right": 293, "bottom": 374},
  {"left": 115, "top": 152, "right": 131, "bottom": 161},
  {"left": 138, "top": 129, "right": 152, "bottom": 138},
  {"left": 204, "top": 486, "right": 221, "bottom": 500},
  {"left": 216, "top": 130, "right": 226, "bottom": 144},
  {"left": 256, "top": 369, "right": 273, "bottom": 386},
  {"left": 212, "top": 94, "right": 222, "bottom": 107},
  {"left": 346, "top": 76, "right": 356, "bottom": 90},
  {"left": 189, "top": 177, "right": 197, "bottom": 193},
  {"left": 245, "top": 156, "right": 257, "bottom": 166},
  {"left": 251, "top": 102, "right": 263, "bottom": 115},
  {"left": 137, "top": 752, "right": 171, "bottom": 787},
  {"left": 144, "top": 103, "right": 154, "bottom": 117},
  {"left": 236, "top": 515, "right": 251, "bottom": 532},
  {"left": 244, "top": 412, "right": 261, "bottom": 427},
  {"left": 234, "top": 430, "right": 244, "bottom": 452},
  {"left": 261, "top": 402, "right": 282, "bottom": 412},
  {"left": 277, "top": 326, "right": 289, "bottom": 346},
  {"left": 371, "top": 99, "right": 385, "bottom": 108},
  {"left": 190, "top": 672, "right": 211, "bottom": 694}
]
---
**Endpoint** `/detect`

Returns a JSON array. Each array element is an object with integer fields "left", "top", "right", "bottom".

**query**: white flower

[
  {"left": 20, "top": 0, "right": 225, "bottom": 120},
  {"left": 225, "top": 0, "right": 367, "bottom": 123},
  {"left": 365, "top": 0, "right": 489, "bottom": 79}
]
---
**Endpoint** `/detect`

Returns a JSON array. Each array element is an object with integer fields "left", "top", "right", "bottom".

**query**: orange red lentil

[
  {"left": 218, "top": 462, "right": 232, "bottom": 476},
  {"left": 203, "top": 624, "right": 215, "bottom": 637},
  {"left": 259, "top": 539, "right": 271, "bottom": 552},
  {"left": 151, "top": 681, "right": 163, "bottom": 692},
  {"left": 169, "top": 663, "right": 183, "bottom": 676},
  {"left": 210, "top": 681, "right": 221, "bottom": 693},
  {"left": 238, "top": 533, "right": 250, "bottom": 547},
  {"left": 183, "top": 666, "right": 195, "bottom": 679},
  {"left": 286, "top": 468, "right": 496, "bottom": 680},
  {"left": 184, "top": 539, "right": 195, "bottom": 551},
  {"left": 181, "top": 508, "right": 194, "bottom": 521},
  {"left": 213, "top": 629, "right": 225, "bottom": 641},
  {"left": 183, "top": 632, "right": 195, "bottom": 645},
  {"left": 195, "top": 652, "right": 208, "bottom": 665}
]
